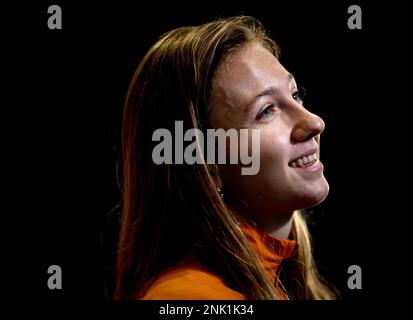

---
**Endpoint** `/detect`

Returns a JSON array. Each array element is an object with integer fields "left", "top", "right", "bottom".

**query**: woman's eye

[
  {"left": 257, "top": 104, "right": 275, "bottom": 120},
  {"left": 292, "top": 87, "right": 306, "bottom": 105}
]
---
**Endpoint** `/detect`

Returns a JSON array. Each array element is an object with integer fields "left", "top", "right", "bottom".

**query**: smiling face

[{"left": 208, "top": 41, "right": 329, "bottom": 225}]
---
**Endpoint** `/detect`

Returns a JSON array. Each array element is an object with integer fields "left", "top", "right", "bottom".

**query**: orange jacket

[{"left": 142, "top": 223, "right": 298, "bottom": 300}]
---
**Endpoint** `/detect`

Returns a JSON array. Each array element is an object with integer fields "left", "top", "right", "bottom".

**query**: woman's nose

[{"left": 291, "top": 110, "right": 325, "bottom": 142}]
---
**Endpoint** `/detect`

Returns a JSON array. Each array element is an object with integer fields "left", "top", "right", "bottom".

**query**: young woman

[{"left": 114, "top": 16, "right": 337, "bottom": 300}]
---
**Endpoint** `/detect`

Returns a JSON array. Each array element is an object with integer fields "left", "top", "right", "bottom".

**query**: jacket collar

[{"left": 239, "top": 222, "right": 299, "bottom": 286}]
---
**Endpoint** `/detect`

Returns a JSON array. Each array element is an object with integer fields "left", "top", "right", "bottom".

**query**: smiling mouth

[{"left": 288, "top": 152, "right": 317, "bottom": 168}]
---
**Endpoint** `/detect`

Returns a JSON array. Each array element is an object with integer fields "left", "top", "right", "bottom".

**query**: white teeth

[
  {"left": 308, "top": 153, "right": 317, "bottom": 161},
  {"left": 289, "top": 153, "right": 317, "bottom": 168}
]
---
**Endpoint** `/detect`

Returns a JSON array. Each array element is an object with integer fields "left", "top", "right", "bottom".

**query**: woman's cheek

[{"left": 259, "top": 140, "right": 285, "bottom": 172}]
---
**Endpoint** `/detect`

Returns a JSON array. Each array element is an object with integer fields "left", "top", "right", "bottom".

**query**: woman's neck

[
  {"left": 227, "top": 201, "right": 294, "bottom": 240},
  {"left": 255, "top": 214, "right": 294, "bottom": 240}
]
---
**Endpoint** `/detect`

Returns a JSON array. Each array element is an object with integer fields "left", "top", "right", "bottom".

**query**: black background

[{"left": 30, "top": 0, "right": 399, "bottom": 306}]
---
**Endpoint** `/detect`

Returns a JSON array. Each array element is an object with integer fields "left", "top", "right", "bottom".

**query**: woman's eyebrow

[{"left": 244, "top": 73, "right": 296, "bottom": 112}]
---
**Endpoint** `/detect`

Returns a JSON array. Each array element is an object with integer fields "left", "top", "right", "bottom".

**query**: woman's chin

[{"left": 300, "top": 182, "right": 330, "bottom": 208}]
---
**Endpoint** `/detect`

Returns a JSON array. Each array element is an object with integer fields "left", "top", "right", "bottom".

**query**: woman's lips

[
  {"left": 289, "top": 158, "right": 324, "bottom": 178},
  {"left": 288, "top": 149, "right": 323, "bottom": 178},
  {"left": 288, "top": 151, "right": 317, "bottom": 168}
]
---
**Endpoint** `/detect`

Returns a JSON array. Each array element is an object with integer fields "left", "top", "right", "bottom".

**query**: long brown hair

[{"left": 114, "top": 16, "right": 337, "bottom": 300}]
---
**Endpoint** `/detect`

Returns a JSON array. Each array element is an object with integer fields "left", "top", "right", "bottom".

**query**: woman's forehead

[{"left": 212, "top": 42, "right": 293, "bottom": 107}]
